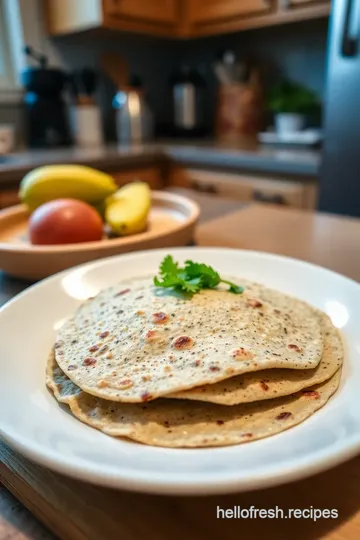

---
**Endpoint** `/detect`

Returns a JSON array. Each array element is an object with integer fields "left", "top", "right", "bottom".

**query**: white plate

[{"left": 0, "top": 247, "right": 359, "bottom": 495}]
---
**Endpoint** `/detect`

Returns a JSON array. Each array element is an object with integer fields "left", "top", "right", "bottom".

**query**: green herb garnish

[{"left": 154, "top": 255, "right": 244, "bottom": 295}]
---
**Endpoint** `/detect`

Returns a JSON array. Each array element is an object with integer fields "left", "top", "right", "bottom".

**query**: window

[
  {"left": 0, "top": 0, "right": 56, "bottom": 102},
  {"left": 0, "top": 0, "right": 16, "bottom": 90}
]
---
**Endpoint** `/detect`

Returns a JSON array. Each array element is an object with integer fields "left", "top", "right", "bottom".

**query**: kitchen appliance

[
  {"left": 21, "top": 46, "right": 70, "bottom": 148},
  {"left": 170, "top": 66, "right": 206, "bottom": 136},
  {"left": 113, "top": 76, "right": 153, "bottom": 143},
  {"left": 318, "top": 0, "right": 360, "bottom": 216}
]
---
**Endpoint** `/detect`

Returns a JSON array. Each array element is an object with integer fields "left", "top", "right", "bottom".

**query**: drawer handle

[
  {"left": 191, "top": 181, "right": 218, "bottom": 194},
  {"left": 253, "top": 190, "right": 287, "bottom": 205}
]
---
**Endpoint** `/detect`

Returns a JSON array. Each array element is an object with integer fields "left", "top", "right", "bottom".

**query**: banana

[
  {"left": 20, "top": 165, "right": 117, "bottom": 212},
  {"left": 105, "top": 181, "right": 151, "bottom": 236}
]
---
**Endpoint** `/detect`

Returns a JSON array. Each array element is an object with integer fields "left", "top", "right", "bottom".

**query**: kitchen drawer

[
  {"left": 0, "top": 190, "right": 20, "bottom": 209},
  {"left": 110, "top": 167, "right": 164, "bottom": 190},
  {"left": 169, "top": 168, "right": 317, "bottom": 209}
]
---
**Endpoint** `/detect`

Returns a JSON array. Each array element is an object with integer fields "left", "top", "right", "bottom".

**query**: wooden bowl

[{"left": 0, "top": 191, "right": 199, "bottom": 280}]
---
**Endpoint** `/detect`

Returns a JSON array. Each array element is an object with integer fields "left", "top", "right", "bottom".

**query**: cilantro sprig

[{"left": 154, "top": 255, "right": 244, "bottom": 295}]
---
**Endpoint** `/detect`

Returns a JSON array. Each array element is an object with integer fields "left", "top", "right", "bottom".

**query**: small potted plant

[{"left": 268, "top": 80, "right": 320, "bottom": 135}]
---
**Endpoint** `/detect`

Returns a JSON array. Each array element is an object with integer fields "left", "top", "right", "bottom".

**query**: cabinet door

[
  {"left": 104, "top": 0, "right": 178, "bottom": 24},
  {"left": 188, "top": 0, "right": 271, "bottom": 24}
]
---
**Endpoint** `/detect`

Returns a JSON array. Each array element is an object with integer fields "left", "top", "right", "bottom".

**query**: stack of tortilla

[{"left": 47, "top": 277, "right": 343, "bottom": 448}]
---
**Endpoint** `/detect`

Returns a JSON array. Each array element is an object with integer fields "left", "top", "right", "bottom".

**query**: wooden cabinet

[
  {"left": 169, "top": 167, "right": 317, "bottom": 210},
  {"left": 46, "top": 0, "right": 330, "bottom": 37},
  {"left": 188, "top": 0, "right": 271, "bottom": 25},
  {"left": 104, "top": 0, "right": 178, "bottom": 25},
  {"left": 46, "top": 0, "right": 180, "bottom": 37},
  {"left": 185, "top": 0, "right": 330, "bottom": 35}
]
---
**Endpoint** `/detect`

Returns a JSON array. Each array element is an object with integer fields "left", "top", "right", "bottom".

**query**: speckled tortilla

[
  {"left": 46, "top": 348, "right": 81, "bottom": 403},
  {"left": 46, "top": 352, "right": 341, "bottom": 448},
  {"left": 170, "top": 312, "right": 343, "bottom": 405},
  {"left": 55, "top": 278, "right": 323, "bottom": 403}
]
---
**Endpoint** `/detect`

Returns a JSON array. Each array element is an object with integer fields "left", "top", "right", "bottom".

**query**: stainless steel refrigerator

[{"left": 318, "top": 0, "right": 360, "bottom": 216}]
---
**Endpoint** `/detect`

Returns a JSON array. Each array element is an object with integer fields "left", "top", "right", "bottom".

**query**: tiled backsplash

[{"left": 0, "top": 17, "right": 328, "bottom": 147}]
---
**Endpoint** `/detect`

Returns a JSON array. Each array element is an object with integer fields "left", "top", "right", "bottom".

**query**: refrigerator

[{"left": 318, "top": 0, "right": 360, "bottom": 216}]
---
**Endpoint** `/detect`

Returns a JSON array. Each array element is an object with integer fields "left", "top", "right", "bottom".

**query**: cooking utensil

[
  {"left": 214, "top": 50, "right": 247, "bottom": 84},
  {"left": 213, "top": 63, "right": 231, "bottom": 85},
  {"left": 100, "top": 52, "right": 128, "bottom": 90}
]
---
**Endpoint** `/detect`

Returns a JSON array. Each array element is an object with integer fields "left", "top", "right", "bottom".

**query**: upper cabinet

[
  {"left": 45, "top": 0, "right": 330, "bottom": 38},
  {"left": 185, "top": 0, "right": 330, "bottom": 35},
  {"left": 46, "top": 0, "right": 181, "bottom": 37},
  {"left": 104, "top": 0, "right": 178, "bottom": 25},
  {"left": 102, "top": 0, "right": 180, "bottom": 33},
  {"left": 188, "top": 0, "right": 271, "bottom": 24},
  {"left": 186, "top": 0, "right": 273, "bottom": 34}
]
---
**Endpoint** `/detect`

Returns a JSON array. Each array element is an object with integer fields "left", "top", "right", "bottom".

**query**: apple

[{"left": 29, "top": 199, "right": 103, "bottom": 245}]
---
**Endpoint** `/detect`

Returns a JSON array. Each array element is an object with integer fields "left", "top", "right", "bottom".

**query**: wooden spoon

[{"left": 100, "top": 52, "right": 128, "bottom": 91}]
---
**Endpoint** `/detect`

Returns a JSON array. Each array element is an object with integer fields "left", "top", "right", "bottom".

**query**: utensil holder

[
  {"left": 215, "top": 83, "right": 263, "bottom": 140},
  {"left": 70, "top": 103, "right": 103, "bottom": 147}
]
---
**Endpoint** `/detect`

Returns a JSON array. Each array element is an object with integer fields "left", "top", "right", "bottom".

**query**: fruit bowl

[{"left": 0, "top": 191, "right": 199, "bottom": 280}]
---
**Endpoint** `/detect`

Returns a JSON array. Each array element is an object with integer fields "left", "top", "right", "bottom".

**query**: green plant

[{"left": 268, "top": 80, "right": 320, "bottom": 115}]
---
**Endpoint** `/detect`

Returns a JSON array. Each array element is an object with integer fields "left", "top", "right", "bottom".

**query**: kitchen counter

[{"left": 0, "top": 141, "right": 321, "bottom": 187}]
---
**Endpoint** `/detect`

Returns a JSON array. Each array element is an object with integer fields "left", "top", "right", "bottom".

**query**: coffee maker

[{"left": 21, "top": 46, "right": 70, "bottom": 148}]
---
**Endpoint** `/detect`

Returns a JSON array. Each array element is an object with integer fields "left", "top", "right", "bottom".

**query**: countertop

[
  {"left": 1, "top": 190, "right": 360, "bottom": 540},
  {"left": 0, "top": 140, "right": 321, "bottom": 187}
]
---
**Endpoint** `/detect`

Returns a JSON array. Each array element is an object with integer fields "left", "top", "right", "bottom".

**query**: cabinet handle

[
  {"left": 253, "top": 190, "right": 287, "bottom": 205},
  {"left": 191, "top": 181, "right": 218, "bottom": 194},
  {"left": 342, "top": 0, "right": 360, "bottom": 57}
]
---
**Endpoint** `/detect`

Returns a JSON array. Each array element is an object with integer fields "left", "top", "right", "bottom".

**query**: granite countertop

[{"left": 0, "top": 140, "right": 321, "bottom": 187}]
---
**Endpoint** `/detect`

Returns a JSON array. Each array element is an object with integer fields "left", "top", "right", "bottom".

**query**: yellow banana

[
  {"left": 19, "top": 165, "right": 117, "bottom": 212},
  {"left": 105, "top": 181, "right": 151, "bottom": 236}
]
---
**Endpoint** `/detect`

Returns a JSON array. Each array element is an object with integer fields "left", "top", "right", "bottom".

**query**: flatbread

[
  {"left": 55, "top": 278, "right": 323, "bottom": 403},
  {"left": 170, "top": 313, "right": 343, "bottom": 405},
  {"left": 46, "top": 352, "right": 341, "bottom": 448}
]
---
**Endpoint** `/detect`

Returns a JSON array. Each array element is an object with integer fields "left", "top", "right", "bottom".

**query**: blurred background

[{"left": 0, "top": 0, "right": 358, "bottom": 216}]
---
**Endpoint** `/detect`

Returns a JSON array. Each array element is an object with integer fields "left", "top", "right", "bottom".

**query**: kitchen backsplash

[
  {"left": 177, "top": 18, "right": 328, "bottom": 131},
  {"left": 0, "top": 16, "right": 328, "bottom": 147}
]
